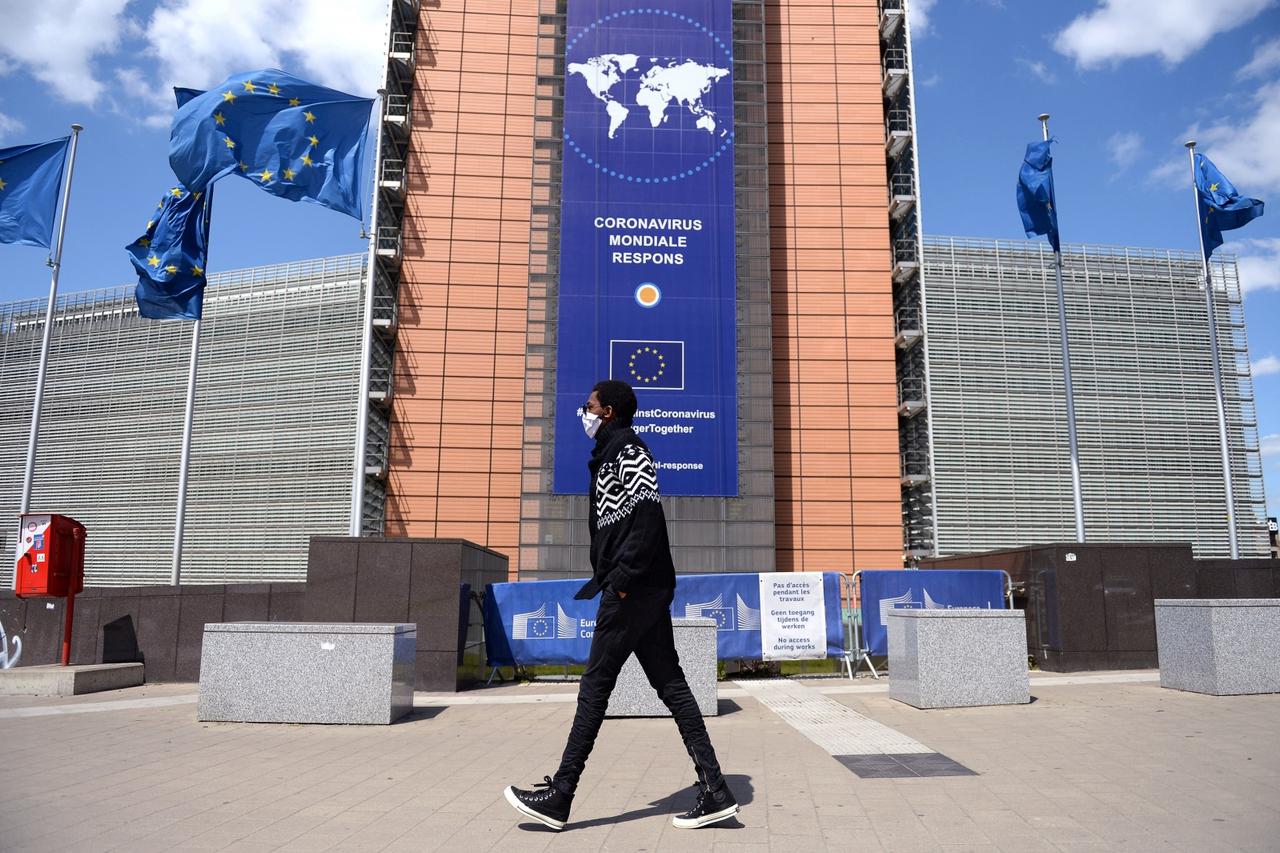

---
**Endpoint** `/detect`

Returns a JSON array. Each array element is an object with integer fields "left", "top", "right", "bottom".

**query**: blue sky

[
  {"left": 0, "top": 0, "right": 1277, "bottom": 519},
  {"left": 907, "top": 0, "right": 1280, "bottom": 521}
]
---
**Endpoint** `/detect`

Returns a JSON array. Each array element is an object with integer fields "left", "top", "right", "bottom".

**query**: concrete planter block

[
  {"left": 888, "top": 609, "right": 1030, "bottom": 709},
  {"left": 607, "top": 617, "right": 718, "bottom": 717},
  {"left": 198, "top": 622, "right": 415, "bottom": 724},
  {"left": 1155, "top": 599, "right": 1280, "bottom": 695}
]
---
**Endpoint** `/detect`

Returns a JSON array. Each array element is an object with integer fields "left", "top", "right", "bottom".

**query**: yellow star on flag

[
  {"left": 283, "top": 167, "right": 296, "bottom": 180},
  {"left": 303, "top": 110, "right": 316, "bottom": 123},
  {"left": 268, "top": 83, "right": 280, "bottom": 95},
  {"left": 243, "top": 80, "right": 257, "bottom": 93},
  {"left": 300, "top": 153, "right": 313, "bottom": 167},
  {"left": 147, "top": 254, "right": 161, "bottom": 268},
  {"left": 224, "top": 138, "right": 236, "bottom": 149},
  {"left": 222, "top": 90, "right": 236, "bottom": 103},
  {"left": 0, "top": 177, "right": 6, "bottom": 191},
  {"left": 258, "top": 168, "right": 273, "bottom": 183},
  {"left": 193, "top": 191, "right": 203, "bottom": 201},
  {"left": 214, "top": 112, "right": 226, "bottom": 126},
  {"left": 239, "top": 162, "right": 249, "bottom": 172},
  {"left": 289, "top": 97, "right": 300, "bottom": 107},
  {"left": 1209, "top": 182, "right": 1219, "bottom": 192},
  {"left": 145, "top": 220, "right": 154, "bottom": 230},
  {"left": 308, "top": 134, "right": 319, "bottom": 147},
  {"left": 165, "top": 264, "right": 179, "bottom": 274},
  {"left": 170, "top": 187, "right": 183, "bottom": 197},
  {"left": 138, "top": 237, "right": 150, "bottom": 247},
  {"left": 192, "top": 265, "right": 204, "bottom": 277}
]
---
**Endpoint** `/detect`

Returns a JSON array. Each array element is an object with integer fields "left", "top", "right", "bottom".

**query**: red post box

[
  {"left": 14, "top": 513, "right": 87, "bottom": 666},
  {"left": 15, "top": 514, "right": 86, "bottom": 598}
]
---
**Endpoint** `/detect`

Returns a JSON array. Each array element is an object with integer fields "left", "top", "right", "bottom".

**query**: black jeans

[{"left": 552, "top": 586, "right": 725, "bottom": 795}]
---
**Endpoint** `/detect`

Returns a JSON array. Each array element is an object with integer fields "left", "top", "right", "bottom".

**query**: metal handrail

[
  {"left": 376, "top": 225, "right": 401, "bottom": 257},
  {"left": 389, "top": 31, "right": 414, "bottom": 58},
  {"left": 893, "top": 238, "right": 918, "bottom": 264},
  {"left": 883, "top": 48, "right": 907, "bottom": 71},
  {"left": 384, "top": 94, "right": 410, "bottom": 122},
  {"left": 900, "top": 450, "right": 930, "bottom": 478},
  {"left": 895, "top": 306, "right": 921, "bottom": 334},
  {"left": 886, "top": 109, "right": 910, "bottom": 135},
  {"left": 898, "top": 377, "right": 926, "bottom": 405},
  {"left": 381, "top": 158, "right": 406, "bottom": 185}
]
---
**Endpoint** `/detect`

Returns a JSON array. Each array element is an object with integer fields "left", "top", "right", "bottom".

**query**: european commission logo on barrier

[
  {"left": 610, "top": 340, "right": 685, "bottom": 390},
  {"left": 512, "top": 603, "right": 577, "bottom": 640},
  {"left": 684, "top": 593, "right": 760, "bottom": 632},
  {"left": 878, "top": 588, "right": 949, "bottom": 626}
]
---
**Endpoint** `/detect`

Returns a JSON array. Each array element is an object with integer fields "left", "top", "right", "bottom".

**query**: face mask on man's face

[{"left": 581, "top": 410, "right": 603, "bottom": 438}]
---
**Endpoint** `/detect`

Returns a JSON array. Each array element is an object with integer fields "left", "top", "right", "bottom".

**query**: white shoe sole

[
  {"left": 504, "top": 786, "right": 566, "bottom": 831},
  {"left": 672, "top": 802, "right": 739, "bottom": 829}
]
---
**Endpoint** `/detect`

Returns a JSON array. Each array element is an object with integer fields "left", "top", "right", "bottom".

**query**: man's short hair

[{"left": 592, "top": 379, "right": 637, "bottom": 425}]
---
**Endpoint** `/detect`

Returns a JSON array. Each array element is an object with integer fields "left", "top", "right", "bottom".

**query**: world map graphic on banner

[
  {"left": 553, "top": 2, "right": 739, "bottom": 497},
  {"left": 567, "top": 54, "right": 731, "bottom": 139}
]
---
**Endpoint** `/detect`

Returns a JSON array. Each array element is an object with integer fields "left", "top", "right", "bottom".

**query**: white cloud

[
  {"left": 0, "top": 1, "right": 384, "bottom": 122},
  {"left": 1147, "top": 81, "right": 1280, "bottom": 195},
  {"left": 1194, "top": 80, "right": 1280, "bottom": 194},
  {"left": 1253, "top": 355, "right": 1280, "bottom": 377},
  {"left": 1107, "top": 131, "right": 1143, "bottom": 170},
  {"left": 0, "top": 0, "right": 131, "bottom": 104},
  {"left": 1262, "top": 433, "right": 1280, "bottom": 456},
  {"left": 142, "top": 0, "right": 385, "bottom": 100},
  {"left": 0, "top": 111, "right": 24, "bottom": 142},
  {"left": 1240, "top": 36, "right": 1280, "bottom": 79},
  {"left": 1017, "top": 59, "right": 1056, "bottom": 85},
  {"left": 909, "top": 0, "right": 939, "bottom": 37},
  {"left": 1055, "top": 0, "right": 1275, "bottom": 69},
  {"left": 1238, "top": 238, "right": 1280, "bottom": 294}
]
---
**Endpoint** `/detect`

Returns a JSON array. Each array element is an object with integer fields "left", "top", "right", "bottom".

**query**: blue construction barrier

[
  {"left": 857, "top": 569, "right": 1008, "bottom": 657},
  {"left": 484, "top": 573, "right": 845, "bottom": 667}
]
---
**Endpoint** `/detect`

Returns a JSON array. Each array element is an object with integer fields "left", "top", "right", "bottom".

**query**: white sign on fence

[{"left": 759, "top": 572, "right": 827, "bottom": 660}]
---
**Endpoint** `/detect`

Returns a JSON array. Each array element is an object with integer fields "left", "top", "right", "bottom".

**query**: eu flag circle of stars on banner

[{"left": 628, "top": 345, "right": 667, "bottom": 385}]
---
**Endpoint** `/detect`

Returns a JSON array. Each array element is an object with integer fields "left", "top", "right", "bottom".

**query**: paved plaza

[{"left": 1, "top": 671, "right": 1277, "bottom": 852}]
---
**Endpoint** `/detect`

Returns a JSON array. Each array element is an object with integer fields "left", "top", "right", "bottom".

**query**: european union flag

[
  {"left": 169, "top": 69, "right": 373, "bottom": 220},
  {"left": 126, "top": 186, "right": 210, "bottom": 320},
  {"left": 1195, "top": 152, "right": 1264, "bottom": 260},
  {"left": 610, "top": 340, "right": 685, "bottom": 390},
  {"left": 1016, "top": 139, "right": 1060, "bottom": 252},
  {"left": 0, "top": 137, "right": 69, "bottom": 249}
]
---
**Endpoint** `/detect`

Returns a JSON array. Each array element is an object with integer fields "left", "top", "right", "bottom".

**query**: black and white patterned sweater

[{"left": 573, "top": 424, "right": 676, "bottom": 600}]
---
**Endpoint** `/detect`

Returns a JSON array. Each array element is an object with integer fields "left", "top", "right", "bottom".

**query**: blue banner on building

[
  {"left": 552, "top": 1, "right": 738, "bottom": 497},
  {"left": 857, "top": 570, "right": 1008, "bottom": 657},
  {"left": 484, "top": 573, "right": 845, "bottom": 667}
]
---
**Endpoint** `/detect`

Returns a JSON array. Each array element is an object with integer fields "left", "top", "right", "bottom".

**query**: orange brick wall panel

[
  {"left": 388, "top": 5, "right": 537, "bottom": 572},
  {"left": 769, "top": 0, "right": 902, "bottom": 573},
  {"left": 855, "top": 550, "right": 905, "bottom": 570}
]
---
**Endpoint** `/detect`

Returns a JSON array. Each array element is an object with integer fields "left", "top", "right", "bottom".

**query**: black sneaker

[
  {"left": 504, "top": 776, "right": 572, "bottom": 831},
  {"left": 672, "top": 781, "right": 738, "bottom": 829}
]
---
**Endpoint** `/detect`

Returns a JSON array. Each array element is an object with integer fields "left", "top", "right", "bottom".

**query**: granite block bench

[
  {"left": 607, "top": 617, "right": 718, "bottom": 717},
  {"left": 198, "top": 622, "right": 415, "bottom": 724},
  {"left": 1155, "top": 599, "right": 1280, "bottom": 695},
  {"left": 888, "top": 608, "right": 1029, "bottom": 709}
]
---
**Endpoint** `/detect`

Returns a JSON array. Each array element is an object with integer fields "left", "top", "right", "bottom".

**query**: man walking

[{"left": 504, "top": 379, "right": 738, "bottom": 831}]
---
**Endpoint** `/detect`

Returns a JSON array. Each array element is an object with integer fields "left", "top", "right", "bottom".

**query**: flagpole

[
  {"left": 350, "top": 90, "right": 387, "bottom": 537},
  {"left": 19, "top": 124, "right": 83, "bottom": 517},
  {"left": 171, "top": 188, "right": 213, "bottom": 586},
  {"left": 1039, "top": 114, "right": 1086, "bottom": 542},
  {"left": 1184, "top": 140, "right": 1239, "bottom": 560}
]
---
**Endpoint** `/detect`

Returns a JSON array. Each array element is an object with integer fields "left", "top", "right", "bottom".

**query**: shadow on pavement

[{"left": 521, "top": 773, "right": 755, "bottom": 832}]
